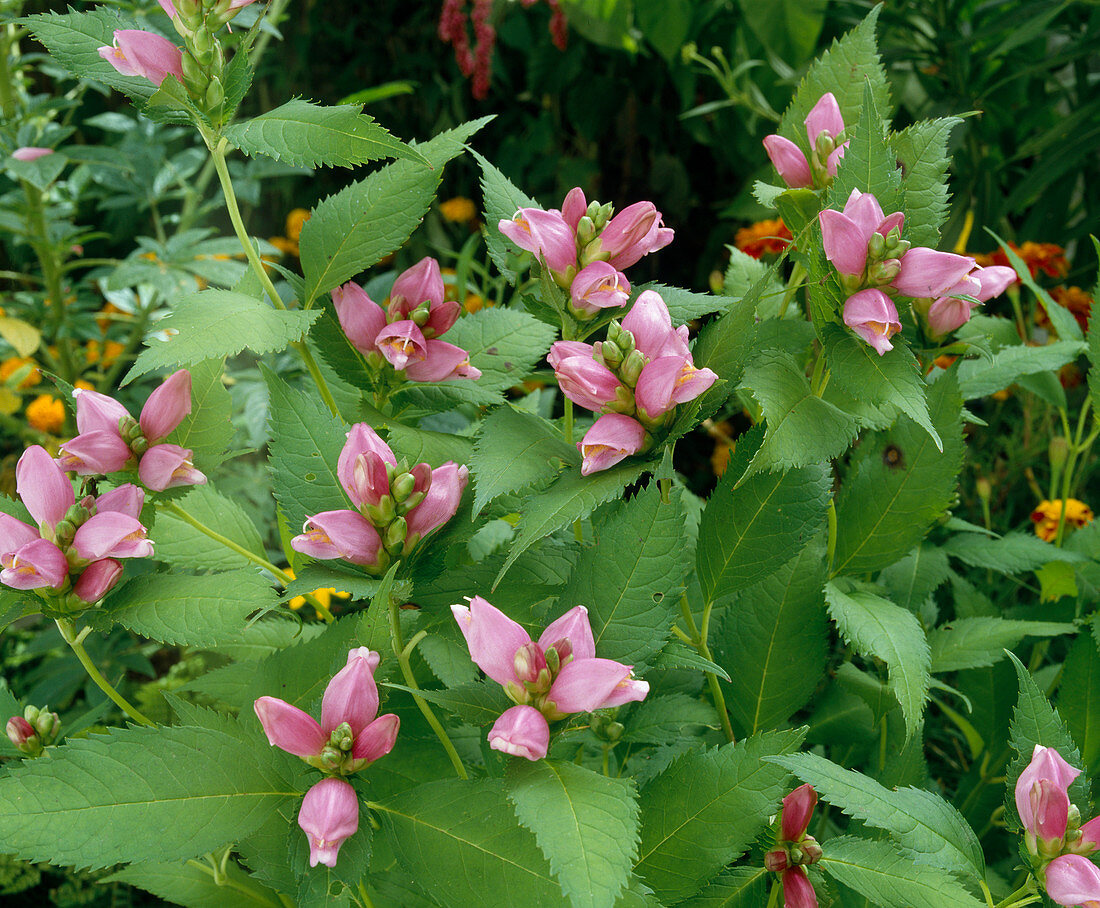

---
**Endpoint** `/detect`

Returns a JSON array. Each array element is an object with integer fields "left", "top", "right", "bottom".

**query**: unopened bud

[
  {"left": 544, "top": 645, "right": 561, "bottom": 675},
  {"left": 410, "top": 303, "right": 431, "bottom": 327},
  {"left": 814, "top": 131, "right": 836, "bottom": 157},
  {"left": 598, "top": 340, "right": 624, "bottom": 369},
  {"left": 868, "top": 232, "right": 886, "bottom": 260},
  {"left": 594, "top": 202, "right": 614, "bottom": 228},
  {"left": 976, "top": 477, "right": 992, "bottom": 502},
  {"left": 868, "top": 259, "right": 901, "bottom": 285},
  {"left": 391, "top": 473, "right": 416, "bottom": 503},
  {"left": 576, "top": 215, "right": 597, "bottom": 245},
  {"left": 319, "top": 744, "right": 344, "bottom": 771},
  {"left": 585, "top": 200, "right": 601, "bottom": 221},
  {"left": 764, "top": 848, "right": 789, "bottom": 873},
  {"left": 130, "top": 436, "right": 149, "bottom": 455},
  {"left": 503, "top": 680, "right": 528, "bottom": 705},
  {"left": 6, "top": 716, "right": 36, "bottom": 749},
  {"left": 193, "top": 25, "right": 214, "bottom": 55},
  {"left": 54, "top": 518, "right": 76, "bottom": 544},
  {"left": 330, "top": 722, "right": 354, "bottom": 752},
  {"left": 365, "top": 495, "right": 396, "bottom": 527},
  {"left": 513, "top": 643, "right": 547, "bottom": 684},
  {"left": 399, "top": 490, "right": 426, "bottom": 513},
  {"left": 604, "top": 721, "right": 623, "bottom": 743},
  {"left": 1066, "top": 803, "right": 1082, "bottom": 831},
  {"left": 800, "top": 836, "right": 822, "bottom": 865},
  {"left": 382, "top": 516, "right": 407, "bottom": 554},
  {"left": 1049, "top": 436, "right": 1069, "bottom": 472},
  {"left": 619, "top": 349, "right": 646, "bottom": 387},
  {"left": 205, "top": 78, "right": 224, "bottom": 111},
  {"left": 789, "top": 845, "right": 804, "bottom": 865}
]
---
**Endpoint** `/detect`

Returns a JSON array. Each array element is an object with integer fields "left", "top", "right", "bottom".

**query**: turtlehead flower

[
  {"left": 570, "top": 262, "right": 631, "bottom": 315},
  {"left": 1045, "top": 854, "right": 1100, "bottom": 908},
  {"left": 98, "top": 30, "right": 183, "bottom": 85},
  {"left": 763, "top": 92, "right": 848, "bottom": 189},
  {"left": 1016, "top": 746, "right": 1081, "bottom": 857},
  {"left": 597, "top": 202, "right": 674, "bottom": 271},
  {"left": 924, "top": 265, "right": 1017, "bottom": 337},
  {"left": 547, "top": 342, "right": 628, "bottom": 413},
  {"left": 577, "top": 414, "right": 647, "bottom": 476},
  {"left": 765, "top": 784, "right": 823, "bottom": 907},
  {"left": 452, "top": 597, "right": 648, "bottom": 760},
  {"left": 12, "top": 147, "right": 54, "bottom": 162},
  {"left": 298, "top": 778, "right": 360, "bottom": 869},
  {"left": 292, "top": 423, "right": 468, "bottom": 573},
  {"left": 255, "top": 647, "right": 400, "bottom": 774},
  {"left": 1031, "top": 500, "right": 1094, "bottom": 543},
  {"left": 842, "top": 289, "right": 901, "bottom": 356},
  {"left": 499, "top": 207, "right": 577, "bottom": 277}
]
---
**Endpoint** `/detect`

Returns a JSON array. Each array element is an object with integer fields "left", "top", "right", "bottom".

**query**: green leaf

[
  {"left": 382, "top": 681, "right": 511, "bottom": 726},
  {"left": 0, "top": 724, "right": 295, "bottom": 869},
  {"left": 929, "top": 618, "right": 1077, "bottom": 672},
  {"left": 127, "top": 291, "right": 321, "bottom": 382},
  {"left": 164, "top": 358, "right": 235, "bottom": 471},
  {"left": 677, "top": 867, "right": 769, "bottom": 908},
  {"left": 300, "top": 118, "right": 490, "bottom": 305},
  {"left": 891, "top": 118, "right": 962, "bottom": 248},
  {"left": 1089, "top": 240, "right": 1100, "bottom": 415},
  {"left": 738, "top": 0, "right": 825, "bottom": 65},
  {"left": 956, "top": 340, "right": 1086, "bottom": 400},
  {"left": 471, "top": 406, "right": 576, "bottom": 514},
  {"left": 1058, "top": 632, "right": 1100, "bottom": 776},
  {"left": 878, "top": 545, "right": 951, "bottom": 614},
  {"left": 264, "top": 367, "right": 348, "bottom": 533},
  {"left": 472, "top": 149, "right": 538, "bottom": 283},
  {"left": 507, "top": 760, "right": 639, "bottom": 908},
  {"left": 106, "top": 860, "right": 281, "bottom": 907},
  {"left": 557, "top": 484, "right": 690, "bottom": 665},
  {"left": 102, "top": 569, "right": 278, "bottom": 648},
  {"left": 636, "top": 0, "right": 692, "bottom": 61},
  {"left": 695, "top": 427, "right": 831, "bottom": 604},
  {"left": 384, "top": 420, "right": 475, "bottom": 467},
  {"left": 823, "top": 324, "right": 940, "bottom": 449},
  {"left": 621, "top": 694, "right": 719, "bottom": 744},
  {"left": 825, "top": 579, "right": 930, "bottom": 740},
  {"left": 828, "top": 83, "right": 902, "bottom": 218},
  {"left": 224, "top": 99, "right": 427, "bottom": 169},
  {"left": 645, "top": 283, "right": 732, "bottom": 324},
  {"left": 635, "top": 728, "right": 805, "bottom": 903},
  {"left": 150, "top": 485, "right": 265, "bottom": 572},
  {"left": 1005, "top": 651, "right": 1091, "bottom": 830},
  {"left": 820, "top": 837, "right": 986, "bottom": 908},
  {"left": 832, "top": 370, "right": 963, "bottom": 574},
  {"left": 651, "top": 641, "right": 731, "bottom": 682},
  {"left": 714, "top": 538, "right": 828, "bottom": 735},
  {"left": 739, "top": 350, "right": 859, "bottom": 474},
  {"left": 494, "top": 460, "right": 648, "bottom": 588},
  {"left": 376, "top": 779, "right": 565, "bottom": 907},
  {"left": 942, "top": 531, "right": 1083, "bottom": 574},
  {"left": 722, "top": 248, "right": 783, "bottom": 307},
  {"left": 988, "top": 231, "right": 1084, "bottom": 342},
  {"left": 777, "top": 7, "right": 888, "bottom": 151},
  {"left": 771, "top": 752, "right": 984, "bottom": 879}
]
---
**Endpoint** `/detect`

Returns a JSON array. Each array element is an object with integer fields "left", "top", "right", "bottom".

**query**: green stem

[
  {"left": 55, "top": 618, "right": 154, "bottom": 727},
  {"left": 562, "top": 397, "right": 584, "bottom": 542},
  {"left": 688, "top": 593, "right": 735, "bottom": 744},
  {"left": 826, "top": 499, "right": 838, "bottom": 573},
  {"left": 99, "top": 300, "right": 153, "bottom": 393},
  {"left": 387, "top": 594, "right": 468, "bottom": 779},
  {"left": 159, "top": 501, "right": 334, "bottom": 622},
  {"left": 184, "top": 858, "right": 281, "bottom": 907},
  {"left": 777, "top": 262, "right": 806, "bottom": 320}
]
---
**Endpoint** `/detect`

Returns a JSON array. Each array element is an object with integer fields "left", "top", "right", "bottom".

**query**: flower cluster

[
  {"left": 0, "top": 447, "right": 152, "bottom": 605},
  {"left": 499, "top": 187, "right": 673, "bottom": 319},
  {"left": 255, "top": 648, "right": 398, "bottom": 867},
  {"left": 333, "top": 257, "right": 481, "bottom": 384},
  {"left": 452, "top": 597, "right": 648, "bottom": 761},
  {"left": 763, "top": 93, "right": 848, "bottom": 190},
  {"left": 1031, "top": 499, "right": 1094, "bottom": 542},
  {"left": 820, "top": 189, "right": 1012, "bottom": 353},
  {"left": 1015, "top": 746, "right": 1100, "bottom": 907},
  {"left": 549, "top": 291, "right": 716, "bottom": 475},
  {"left": 59, "top": 369, "right": 207, "bottom": 492},
  {"left": 6, "top": 705, "right": 61, "bottom": 757},
  {"left": 291, "top": 423, "right": 468, "bottom": 575},
  {"left": 764, "top": 784, "right": 823, "bottom": 908}
]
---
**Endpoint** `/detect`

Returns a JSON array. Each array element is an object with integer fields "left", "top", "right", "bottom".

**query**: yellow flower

[
  {"left": 85, "top": 339, "right": 126, "bottom": 367},
  {"left": 74, "top": 380, "right": 95, "bottom": 391},
  {"left": 0, "top": 357, "right": 42, "bottom": 389},
  {"left": 439, "top": 197, "right": 477, "bottom": 223},
  {"left": 285, "top": 208, "right": 310, "bottom": 243},
  {"left": 26, "top": 394, "right": 66, "bottom": 434},
  {"left": 1030, "top": 499, "right": 1094, "bottom": 542},
  {"left": 284, "top": 568, "right": 350, "bottom": 617}
]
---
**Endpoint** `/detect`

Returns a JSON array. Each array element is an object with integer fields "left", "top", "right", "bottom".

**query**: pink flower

[
  {"left": 0, "top": 514, "right": 38, "bottom": 557},
  {"left": 333, "top": 282, "right": 388, "bottom": 355},
  {"left": 72, "top": 559, "right": 124, "bottom": 603},
  {"left": 293, "top": 510, "right": 384, "bottom": 567},
  {"left": 6, "top": 716, "right": 35, "bottom": 748},
  {"left": 805, "top": 93, "right": 844, "bottom": 148},
  {"left": 892, "top": 247, "right": 977, "bottom": 300},
  {"left": 577, "top": 414, "right": 647, "bottom": 475},
  {"left": 819, "top": 190, "right": 904, "bottom": 279},
  {"left": 549, "top": 342, "right": 627, "bottom": 412},
  {"left": 842, "top": 289, "right": 901, "bottom": 356},
  {"left": 375, "top": 320, "right": 427, "bottom": 371},
  {"left": 489, "top": 705, "right": 551, "bottom": 760},
  {"left": 255, "top": 647, "right": 399, "bottom": 774},
  {"left": 338, "top": 424, "right": 397, "bottom": 510},
  {"left": 389, "top": 258, "right": 446, "bottom": 317},
  {"left": 98, "top": 30, "right": 183, "bottom": 85},
  {"left": 782, "top": 867, "right": 819, "bottom": 908},
  {"left": 1045, "top": 854, "right": 1100, "bottom": 908},
  {"left": 925, "top": 265, "right": 1018, "bottom": 337},
  {"left": 404, "top": 341, "right": 482, "bottom": 382},
  {"left": 599, "top": 201, "right": 673, "bottom": 270},
  {"left": 138, "top": 444, "right": 205, "bottom": 491},
  {"left": 452, "top": 597, "right": 648, "bottom": 760},
  {"left": 16, "top": 445, "right": 74, "bottom": 531},
  {"left": 1016, "top": 745, "right": 1080, "bottom": 851},
  {"left": 634, "top": 354, "right": 717, "bottom": 422},
  {"left": 139, "top": 369, "right": 191, "bottom": 443},
  {"left": 57, "top": 430, "right": 133, "bottom": 476},
  {"left": 72, "top": 511, "right": 154, "bottom": 561},
  {"left": 298, "top": 778, "right": 360, "bottom": 869},
  {"left": 763, "top": 135, "right": 813, "bottom": 189},
  {"left": 94, "top": 484, "right": 145, "bottom": 520},
  {"left": 404, "top": 462, "right": 469, "bottom": 543},
  {"left": 570, "top": 262, "right": 631, "bottom": 314},
  {"left": 781, "top": 784, "right": 818, "bottom": 842},
  {"left": 561, "top": 187, "right": 588, "bottom": 231},
  {"left": 763, "top": 93, "right": 847, "bottom": 189},
  {"left": 12, "top": 147, "right": 53, "bottom": 162},
  {"left": 620, "top": 291, "right": 690, "bottom": 361},
  {"left": 1, "top": 538, "right": 68, "bottom": 590},
  {"left": 499, "top": 207, "right": 577, "bottom": 275}
]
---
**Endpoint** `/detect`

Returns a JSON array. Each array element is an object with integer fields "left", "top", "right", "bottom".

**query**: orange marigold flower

[
  {"left": 96, "top": 302, "right": 125, "bottom": 333},
  {"left": 1036, "top": 285, "right": 1094, "bottom": 333},
  {"left": 734, "top": 218, "right": 792, "bottom": 260},
  {"left": 0, "top": 357, "right": 42, "bottom": 388},
  {"left": 1030, "top": 499, "right": 1094, "bottom": 542},
  {"left": 26, "top": 394, "right": 65, "bottom": 434},
  {"left": 973, "top": 242, "right": 1068, "bottom": 280},
  {"left": 439, "top": 197, "right": 477, "bottom": 223}
]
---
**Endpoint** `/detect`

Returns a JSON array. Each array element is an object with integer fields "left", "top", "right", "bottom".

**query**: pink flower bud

[
  {"left": 892, "top": 248, "right": 976, "bottom": 299},
  {"left": 72, "top": 512, "right": 153, "bottom": 561},
  {"left": 826, "top": 142, "right": 847, "bottom": 177},
  {"left": 72, "top": 558, "right": 124, "bottom": 603},
  {"left": 499, "top": 208, "right": 577, "bottom": 274},
  {"left": 1016, "top": 745, "right": 1081, "bottom": 836},
  {"left": 321, "top": 648, "right": 381, "bottom": 738},
  {"left": 561, "top": 187, "right": 588, "bottom": 230},
  {"left": 513, "top": 642, "right": 548, "bottom": 684},
  {"left": 488, "top": 704, "right": 550, "bottom": 761},
  {"left": 1029, "top": 778, "right": 1071, "bottom": 844},
  {"left": 620, "top": 291, "right": 689, "bottom": 360},
  {"left": 389, "top": 257, "right": 445, "bottom": 315},
  {"left": 842, "top": 289, "right": 901, "bottom": 356},
  {"left": 782, "top": 867, "right": 818, "bottom": 908},
  {"left": 138, "top": 444, "right": 206, "bottom": 491},
  {"left": 254, "top": 697, "right": 326, "bottom": 757},
  {"left": 98, "top": 30, "right": 184, "bottom": 85},
  {"left": 1, "top": 538, "right": 68, "bottom": 590},
  {"left": 635, "top": 354, "right": 717, "bottom": 421},
  {"left": 538, "top": 605, "right": 596, "bottom": 662},
  {"left": 73, "top": 388, "right": 130, "bottom": 436},
  {"left": 351, "top": 712, "right": 400, "bottom": 763},
  {"left": 16, "top": 446, "right": 75, "bottom": 531},
  {"left": 1045, "top": 854, "right": 1100, "bottom": 908},
  {"left": 763, "top": 135, "right": 812, "bottom": 189},
  {"left": 337, "top": 424, "right": 396, "bottom": 509},
  {"left": 764, "top": 848, "right": 789, "bottom": 873},
  {"left": 292, "top": 510, "right": 384, "bottom": 568},
  {"left": 550, "top": 346, "right": 626, "bottom": 413},
  {"left": 570, "top": 262, "right": 631, "bottom": 314},
  {"left": 843, "top": 189, "right": 889, "bottom": 237},
  {"left": 403, "top": 340, "right": 481, "bottom": 382},
  {"left": 820, "top": 209, "right": 871, "bottom": 277},
  {"left": 139, "top": 369, "right": 192, "bottom": 443},
  {"left": 375, "top": 320, "right": 427, "bottom": 371},
  {"left": 58, "top": 431, "right": 133, "bottom": 476},
  {"left": 600, "top": 201, "right": 672, "bottom": 270},
  {"left": 547, "top": 657, "right": 642, "bottom": 714},
  {"left": 972, "top": 265, "right": 1016, "bottom": 301},
  {"left": 804, "top": 92, "right": 844, "bottom": 145},
  {"left": 6, "top": 716, "right": 35, "bottom": 747},
  {"left": 94, "top": 484, "right": 145, "bottom": 520},
  {"left": 298, "top": 778, "right": 360, "bottom": 868},
  {"left": 404, "top": 462, "right": 468, "bottom": 541},
  {"left": 451, "top": 596, "right": 532, "bottom": 687},
  {"left": 0, "top": 514, "right": 39, "bottom": 559},
  {"left": 333, "top": 282, "right": 388, "bottom": 355},
  {"left": 12, "top": 147, "right": 53, "bottom": 162},
  {"left": 781, "top": 784, "right": 818, "bottom": 842},
  {"left": 577, "top": 414, "right": 646, "bottom": 476}
]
